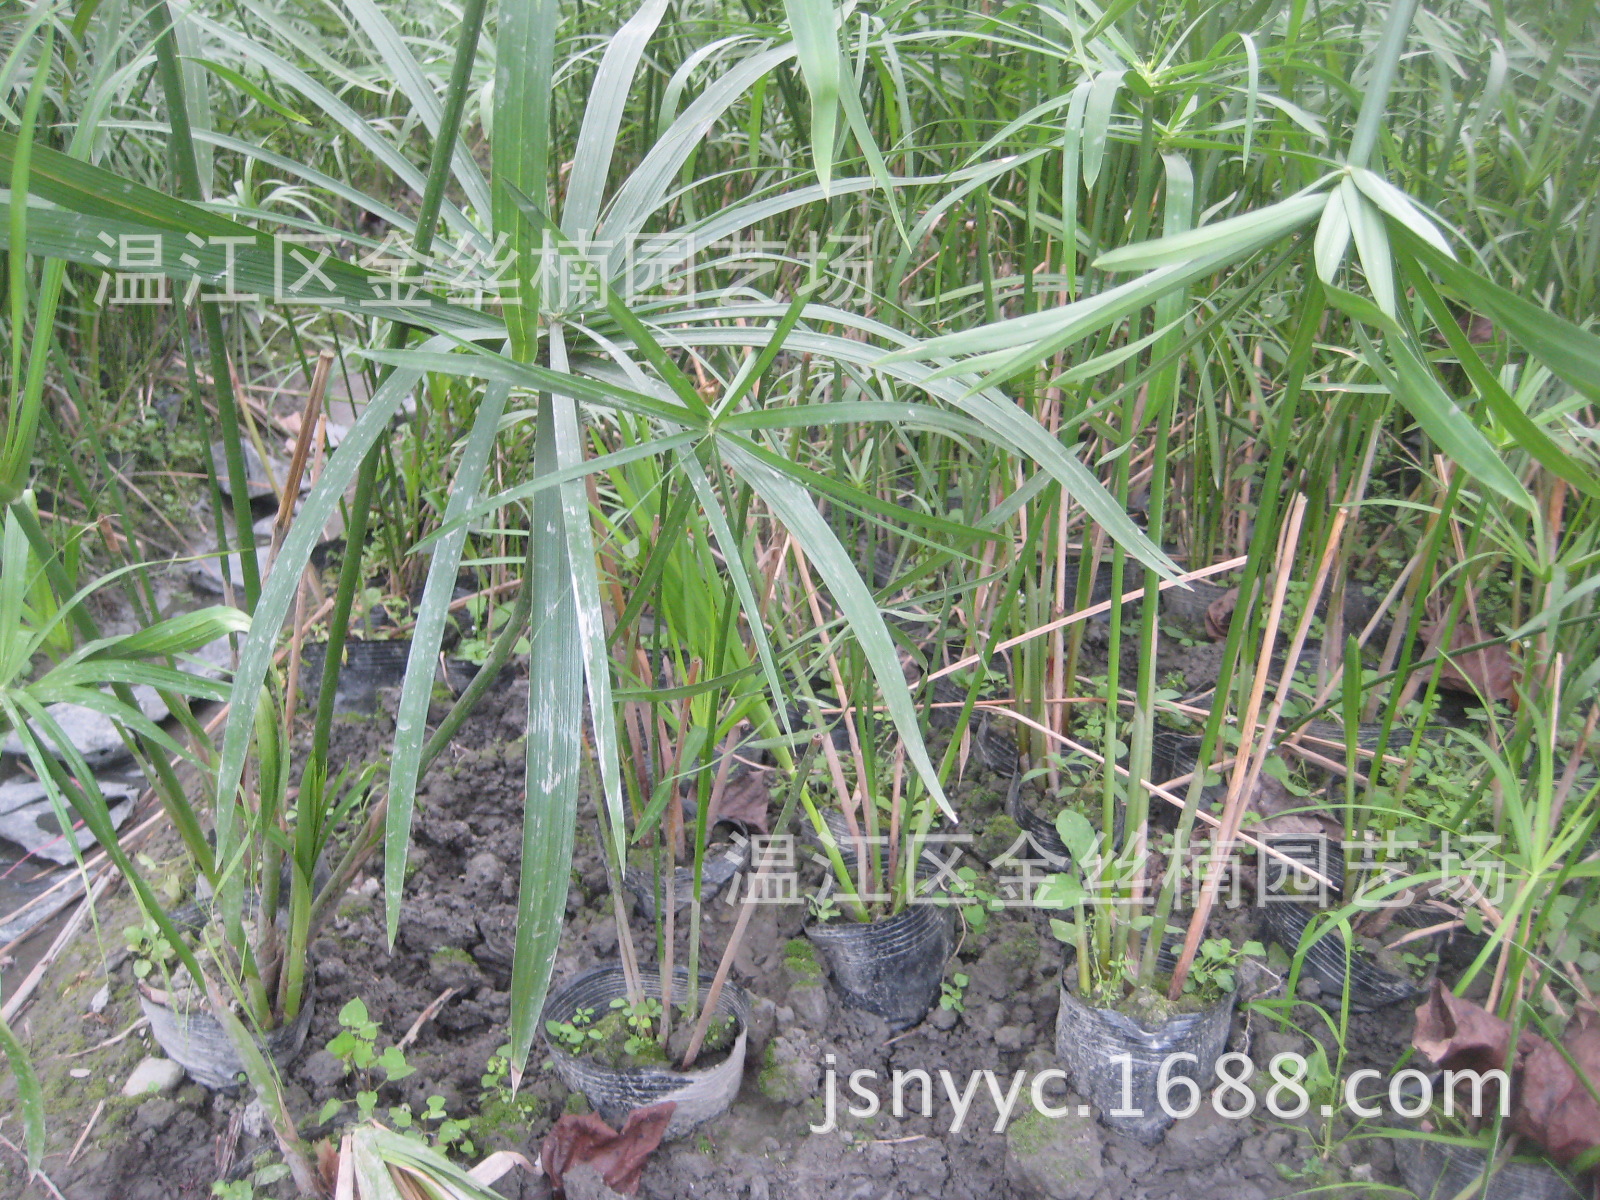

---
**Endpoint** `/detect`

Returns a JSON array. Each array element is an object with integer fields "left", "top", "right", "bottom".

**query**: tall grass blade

[
  {"left": 549, "top": 327, "right": 629, "bottom": 870},
  {"left": 0, "top": 1011, "right": 42, "bottom": 1172},
  {"left": 562, "top": 0, "right": 672, "bottom": 238},
  {"left": 342, "top": 0, "right": 493, "bottom": 218},
  {"left": 1326, "top": 286, "right": 1533, "bottom": 512},
  {"left": 507, "top": 393, "right": 582, "bottom": 1087},
  {"left": 1092, "top": 191, "right": 1326, "bottom": 272},
  {"left": 720, "top": 441, "right": 955, "bottom": 821},
  {"left": 1403, "top": 233, "right": 1600, "bottom": 404},
  {"left": 383, "top": 384, "right": 510, "bottom": 947},
  {"left": 213, "top": 364, "right": 426, "bottom": 845},
  {"left": 783, "top": 0, "right": 841, "bottom": 193}
]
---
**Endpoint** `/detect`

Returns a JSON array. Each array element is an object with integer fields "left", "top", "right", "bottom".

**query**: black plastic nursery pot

[
  {"left": 138, "top": 979, "right": 316, "bottom": 1091},
  {"left": 1054, "top": 959, "right": 1235, "bottom": 1146},
  {"left": 622, "top": 841, "right": 748, "bottom": 920},
  {"left": 1258, "top": 835, "right": 1421, "bottom": 1012},
  {"left": 542, "top": 965, "right": 751, "bottom": 1141},
  {"left": 1396, "top": 1136, "right": 1586, "bottom": 1200},
  {"left": 1261, "top": 901, "right": 1421, "bottom": 1010},
  {"left": 804, "top": 899, "right": 955, "bottom": 1029}
]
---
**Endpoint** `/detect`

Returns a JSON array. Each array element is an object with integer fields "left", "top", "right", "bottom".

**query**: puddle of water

[{"left": 0, "top": 851, "right": 80, "bottom": 995}]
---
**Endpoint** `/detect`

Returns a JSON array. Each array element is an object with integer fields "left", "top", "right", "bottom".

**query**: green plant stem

[
  {"left": 151, "top": 5, "right": 259, "bottom": 610},
  {"left": 306, "top": 531, "right": 535, "bottom": 940},
  {"left": 1156, "top": 280, "right": 1323, "bottom": 999},
  {"left": 305, "top": 0, "right": 493, "bottom": 952}
]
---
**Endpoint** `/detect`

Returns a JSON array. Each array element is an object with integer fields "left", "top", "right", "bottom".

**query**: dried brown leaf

[
  {"left": 1205, "top": 588, "right": 1239, "bottom": 641},
  {"left": 710, "top": 769, "right": 772, "bottom": 834},
  {"left": 315, "top": 1137, "right": 341, "bottom": 1197},
  {"left": 1423, "top": 619, "right": 1519, "bottom": 702},
  {"left": 1515, "top": 1007, "right": 1600, "bottom": 1168},
  {"left": 1415, "top": 985, "right": 1600, "bottom": 1172},
  {"left": 1414, "top": 979, "right": 1536, "bottom": 1088},
  {"left": 540, "top": 1102, "right": 675, "bottom": 1197},
  {"left": 1413, "top": 980, "right": 1533, "bottom": 1078},
  {"left": 1250, "top": 769, "right": 1342, "bottom": 841},
  {"left": 1413, "top": 982, "right": 1528, "bottom": 1123}
]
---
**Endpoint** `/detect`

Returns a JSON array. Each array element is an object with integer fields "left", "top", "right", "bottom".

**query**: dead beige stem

[{"left": 1168, "top": 494, "right": 1308, "bottom": 1000}]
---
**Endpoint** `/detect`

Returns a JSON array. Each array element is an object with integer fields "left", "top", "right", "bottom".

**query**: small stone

[
  {"left": 186, "top": 544, "right": 270, "bottom": 599},
  {"left": 0, "top": 777, "right": 53, "bottom": 817},
  {"left": 994, "top": 1025, "right": 1026, "bottom": 1052},
  {"left": 302, "top": 1050, "right": 348, "bottom": 1094},
  {"left": 429, "top": 946, "right": 487, "bottom": 991},
  {"left": 746, "top": 997, "right": 778, "bottom": 1058},
  {"left": 0, "top": 785, "right": 138, "bottom": 864},
  {"left": 1005, "top": 1107, "right": 1104, "bottom": 1200},
  {"left": 757, "top": 1031, "right": 821, "bottom": 1106},
  {"left": 1295, "top": 975, "right": 1322, "bottom": 1000},
  {"left": 1104, "top": 1135, "right": 1157, "bottom": 1176},
  {"left": 787, "top": 981, "right": 830, "bottom": 1031},
  {"left": 69, "top": 1068, "right": 91, "bottom": 1079},
  {"left": 1261, "top": 1130, "right": 1296, "bottom": 1159},
  {"left": 969, "top": 932, "right": 1041, "bottom": 1001},
  {"left": 464, "top": 851, "right": 505, "bottom": 892},
  {"left": 929, "top": 1006, "right": 959, "bottom": 1031},
  {"left": 1162, "top": 1102, "right": 1244, "bottom": 1169},
  {"left": 210, "top": 440, "right": 289, "bottom": 501},
  {"left": 2, "top": 691, "right": 166, "bottom": 766},
  {"left": 587, "top": 917, "right": 618, "bottom": 958},
  {"left": 242, "top": 1098, "right": 267, "bottom": 1140},
  {"left": 133, "top": 1098, "right": 179, "bottom": 1134},
  {"left": 89, "top": 983, "right": 110, "bottom": 1013},
  {"left": 122, "top": 1057, "right": 184, "bottom": 1097},
  {"left": 1257, "top": 1028, "right": 1307, "bottom": 1067}
]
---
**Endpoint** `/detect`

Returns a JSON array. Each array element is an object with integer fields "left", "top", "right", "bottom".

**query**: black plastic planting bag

[
  {"left": 1054, "top": 968, "right": 1234, "bottom": 1146},
  {"left": 543, "top": 966, "right": 750, "bottom": 1141},
  {"left": 1259, "top": 835, "right": 1420, "bottom": 1011},
  {"left": 296, "top": 637, "right": 413, "bottom": 714},
  {"left": 1398, "top": 1137, "right": 1584, "bottom": 1200},
  {"left": 1005, "top": 771, "right": 1072, "bottom": 865},
  {"left": 806, "top": 901, "right": 954, "bottom": 1029},
  {"left": 1261, "top": 901, "right": 1420, "bottom": 1011},
  {"left": 622, "top": 841, "right": 748, "bottom": 920},
  {"left": 139, "top": 979, "right": 316, "bottom": 1091}
]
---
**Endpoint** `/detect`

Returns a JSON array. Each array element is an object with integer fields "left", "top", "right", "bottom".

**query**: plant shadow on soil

[{"left": 1, "top": 668, "right": 1422, "bottom": 1200}]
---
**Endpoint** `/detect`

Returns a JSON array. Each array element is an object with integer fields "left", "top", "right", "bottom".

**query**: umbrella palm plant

[
  {"left": 0, "top": 0, "right": 1174, "bottom": 1106},
  {"left": 2, "top": 0, "right": 1596, "bottom": 1176},
  {"left": 881, "top": 0, "right": 1600, "bottom": 1006}
]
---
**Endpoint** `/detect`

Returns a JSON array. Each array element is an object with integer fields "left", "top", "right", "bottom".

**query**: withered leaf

[
  {"left": 1250, "top": 768, "right": 1343, "bottom": 841},
  {"left": 1205, "top": 588, "right": 1239, "bottom": 641},
  {"left": 315, "top": 1138, "right": 340, "bottom": 1196},
  {"left": 1423, "top": 618, "right": 1519, "bottom": 702},
  {"left": 709, "top": 768, "right": 772, "bottom": 834},
  {"left": 540, "top": 1102, "right": 675, "bottom": 1197},
  {"left": 1514, "top": 1007, "right": 1600, "bottom": 1169},
  {"left": 1414, "top": 980, "right": 1538, "bottom": 1077},
  {"left": 1415, "top": 984, "right": 1600, "bottom": 1173}
]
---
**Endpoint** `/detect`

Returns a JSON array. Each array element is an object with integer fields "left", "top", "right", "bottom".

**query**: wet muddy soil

[{"left": 1, "top": 671, "right": 1439, "bottom": 1200}]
